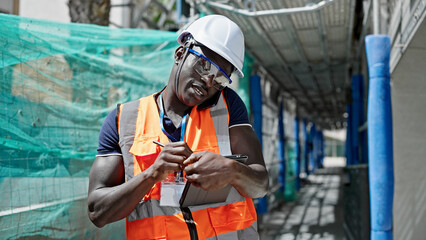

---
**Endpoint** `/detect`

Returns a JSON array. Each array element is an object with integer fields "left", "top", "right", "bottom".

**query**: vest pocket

[
  {"left": 129, "top": 136, "right": 162, "bottom": 172},
  {"left": 129, "top": 136, "right": 163, "bottom": 200},
  {"left": 207, "top": 200, "right": 255, "bottom": 233}
]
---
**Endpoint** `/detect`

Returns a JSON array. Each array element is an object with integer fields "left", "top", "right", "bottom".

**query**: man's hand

[
  {"left": 182, "top": 126, "right": 269, "bottom": 199},
  {"left": 183, "top": 151, "right": 239, "bottom": 191},
  {"left": 147, "top": 141, "right": 193, "bottom": 182},
  {"left": 87, "top": 141, "right": 193, "bottom": 228}
]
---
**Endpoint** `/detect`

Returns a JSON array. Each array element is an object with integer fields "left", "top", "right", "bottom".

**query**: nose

[{"left": 201, "top": 74, "right": 215, "bottom": 88}]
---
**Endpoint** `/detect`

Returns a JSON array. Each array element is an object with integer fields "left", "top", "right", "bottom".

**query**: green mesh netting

[
  {"left": 0, "top": 12, "right": 254, "bottom": 239},
  {"left": 0, "top": 13, "right": 180, "bottom": 239}
]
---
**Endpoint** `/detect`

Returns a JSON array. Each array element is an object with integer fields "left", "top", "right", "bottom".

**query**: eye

[{"left": 199, "top": 58, "right": 210, "bottom": 71}]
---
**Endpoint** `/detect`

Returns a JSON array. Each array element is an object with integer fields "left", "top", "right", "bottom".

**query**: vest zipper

[{"left": 180, "top": 207, "right": 198, "bottom": 240}]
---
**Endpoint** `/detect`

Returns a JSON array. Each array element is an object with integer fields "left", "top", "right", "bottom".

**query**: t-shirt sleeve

[
  {"left": 224, "top": 87, "right": 251, "bottom": 128},
  {"left": 96, "top": 108, "right": 122, "bottom": 156}
]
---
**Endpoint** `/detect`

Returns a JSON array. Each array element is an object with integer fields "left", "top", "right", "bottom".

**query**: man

[{"left": 87, "top": 15, "right": 269, "bottom": 240}]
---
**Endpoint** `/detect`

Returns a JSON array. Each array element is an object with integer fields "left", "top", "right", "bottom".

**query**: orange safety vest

[{"left": 117, "top": 92, "right": 258, "bottom": 240}]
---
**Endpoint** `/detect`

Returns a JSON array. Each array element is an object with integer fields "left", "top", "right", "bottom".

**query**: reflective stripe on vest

[
  {"left": 118, "top": 93, "right": 258, "bottom": 240},
  {"left": 204, "top": 221, "right": 259, "bottom": 240},
  {"left": 117, "top": 99, "right": 139, "bottom": 182}
]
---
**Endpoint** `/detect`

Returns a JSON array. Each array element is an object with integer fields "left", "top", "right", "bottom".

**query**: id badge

[{"left": 160, "top": 173, "right": 186, "bottom": 207}]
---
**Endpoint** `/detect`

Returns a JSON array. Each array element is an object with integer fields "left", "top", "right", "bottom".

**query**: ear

[{"left": 174, "top": 46, "right": 185, "bottom": 64}]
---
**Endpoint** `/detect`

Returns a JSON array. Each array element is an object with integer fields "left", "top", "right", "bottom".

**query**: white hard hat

[{"left": 177, "top": 15, "right": 245, "bottom": 78}]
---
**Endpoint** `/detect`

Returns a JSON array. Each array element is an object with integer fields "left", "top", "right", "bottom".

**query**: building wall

[
  {"left": 0, "top": 0, "right": 15, "bottom": 14},
  {"left": 391, "top": 18, "right": 426, "bottom": 240},
  {"left": 15, "top": 0, "right": 126, "bottom": 27},
  {"left": 19, "top": 0, "right": 70, "bottom": 22}
]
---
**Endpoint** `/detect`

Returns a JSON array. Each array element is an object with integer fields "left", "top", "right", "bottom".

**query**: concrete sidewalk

[{"left": 259, "top": 167, "right": 345, "bottom": 240}]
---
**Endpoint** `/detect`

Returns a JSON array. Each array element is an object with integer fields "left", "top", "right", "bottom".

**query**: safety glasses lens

[
  {"left": 214, "top": 75, "right": 229, "bottom": 88},
  {"left": 189, "top": 49, "right": 231, "bottom": 91},
  {"left": 194, "top": 57, "right": 219, "bottom": 78}
]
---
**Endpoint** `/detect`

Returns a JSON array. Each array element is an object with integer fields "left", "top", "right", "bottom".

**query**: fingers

[
  {"left": 183, "top": 151, "right": 210, "bottom": 174},
  {"left": 159, "top": 161, "right": 182, "bottom": 172},
  {"left": 153, "top": 142, "right": 192, "bottom": 178},
  {"left": 183, "top": 153, "right": 201, "bottom": 165},
  {"left": 184, "top": 173, "right": 198, "bottom": 181},
  {"left": 185, "top": 173, "right": 225, "bottom": 191},
  {"left": 162, "top": 141, "right": 193, "bottom": 158},
  {"left": 184, "top": 174, "right": 206, "bottom": 190},
  {"left": 156, "top": 141, "right": 191, "bottom": 164},
  {"left": 158, "top": 151, "right": 186, "bottom": 164}
]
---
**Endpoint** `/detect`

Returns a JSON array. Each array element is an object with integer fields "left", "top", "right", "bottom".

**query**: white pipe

[
  {"left": 205, "top": 0, "right": 336, "bottom": 17},
  {"left": 373, "top": 0, "right": 380, "bottom": 34}
]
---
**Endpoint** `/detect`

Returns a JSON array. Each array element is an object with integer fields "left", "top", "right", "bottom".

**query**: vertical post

[
  {"left": 346, "top": 104, "right": 353, "bottom": 165},
  {"left": 250, "top": 74, "right": 268, "bottom": 214},
  {"left": 365, "top": 35, "right": 393, "bottom": 240},
  {"left": 316, "top": 130, "right": 322, "bottom": 169},
  {"left": 373, "top": 0, "right": 380, "bottom": 34},
  {"left": 294, "top": 116, "right": 300, "bottom": 190},
  {"left": 312, "top": 126, "right": 319, "bottom": 170},
  {"left": 177, "top": 0, "right": 182, "bottom": 24},
  {"left": 322, "top": 131, "right": 325, "bottom": 167},
  {"left": 352, "top": 75, "right": 362, "bottom": 164},
  {"left": 278, "top": 101, "right": 286, "bottom": 195},
  {"left": 318, "top": 131, "right": 324, "bottom": 168},
  {"left": 310, "top": 124, "right": 316, "bottom": 172},
  {"left": 359, "top": 75, "right": 368, "bottom": 163},
  {"left": 303, "top": 119, "right": 309, "bottom": 175}
]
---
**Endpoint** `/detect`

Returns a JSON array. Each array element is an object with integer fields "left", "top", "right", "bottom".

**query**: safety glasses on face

[{"left": 185, "top": 47, "right": 232, "bottom": 91}]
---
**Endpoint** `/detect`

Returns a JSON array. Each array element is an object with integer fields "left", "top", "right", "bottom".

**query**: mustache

[{"left": 191, "top": 79, "right": 208, "bottom": 92}]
